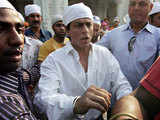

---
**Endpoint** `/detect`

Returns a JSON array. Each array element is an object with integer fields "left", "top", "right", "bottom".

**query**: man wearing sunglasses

[{"left": 97, "top": 0, "right": 160, "bottom": 90}]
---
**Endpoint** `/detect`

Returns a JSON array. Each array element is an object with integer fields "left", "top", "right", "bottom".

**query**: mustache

[
  {"left": 81, "top": 36, "right": 90, "bottom": 40},
  {"left": 32, "top": 21, "right": 40, "bottom": 24},
  {"left": 4, "top": 47, "right": 23, "bottom": 56}
]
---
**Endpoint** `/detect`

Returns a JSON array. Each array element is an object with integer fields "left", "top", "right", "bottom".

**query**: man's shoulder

[
  {"left": 25, "top": 36, "right": 43, "bottom": 46},
  {"left": 104, "top": 24, "right": 128, "bottom": 37},
  {"left": 148, "top": 24, "right": 160, "bottom": 33},
  {"left": 110, "top": 24, "right": 128, "bottom": 32},
  {"left": 40, "top": 38, "right": 54, "bottom": 50},
  {"left": 25, "top": 28, "right": 33, "bottom": 35},
  {"left": 42, "top": 37, "right": 54, "bottom": 45},
  {"left": 0, "top": 93, "right": 36, "bottom": 119},
  {"left": 47, "top": 44, "right": 68, "bottom": 58},
  {"left": 41, "top": 29, "right": 52, "bottom": 36},
  {"left": 92, "top": 44, "right": 112, "bottom": 56}
]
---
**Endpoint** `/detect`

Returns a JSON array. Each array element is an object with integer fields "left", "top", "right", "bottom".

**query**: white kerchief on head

[
  {"left": 0, "top": 0, "right": 16, "bottom": 10},
  {"left": 18, "top": 12, "right": 25, "bottom": 22},
  {"left": 63, "top": 3, "right": 93, "bottom": 26},
  {"left": 149, "top": 2, "right": 160, "bottom": 16},
  {"left": 93, "top": 16, "right": 101, "bottom": 25},
  {"left": 52, "top": 15, "right": 63, "bottom": 25},
  {"left": 25, "top": 4, "right": 41, "bottom": 16}
]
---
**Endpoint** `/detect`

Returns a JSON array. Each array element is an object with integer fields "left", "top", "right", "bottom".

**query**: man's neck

[
  {"left": 74, "top": 45, "right": 91, "bottom": 73},
  {"left": 54, "top": 35, "right": 65, "bottom": 43},
  {"left": 30, "top": 27, "right": 41, "bottom": 34},
  {"left": 72, "top": 44, "right": 91, "bottom": 55},
  {"left": 130, "top": 22, "right": 148, "bottom": 33}
]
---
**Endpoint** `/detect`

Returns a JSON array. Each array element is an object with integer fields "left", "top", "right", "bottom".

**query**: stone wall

[{"left": 68, "top": 0, "right": 117, "bottom": 21}]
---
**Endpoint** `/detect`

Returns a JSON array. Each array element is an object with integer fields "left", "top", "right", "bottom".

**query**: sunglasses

[{"left": 128, "top": 36, "right": 136, "bottom": 52}]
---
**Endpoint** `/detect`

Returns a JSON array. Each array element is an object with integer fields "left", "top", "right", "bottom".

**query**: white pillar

[{"left": 117, "top": 0, "right": 129, "bottom": 25}]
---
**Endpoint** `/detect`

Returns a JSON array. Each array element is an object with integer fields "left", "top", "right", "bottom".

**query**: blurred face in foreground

[{"left": 0, "top": 8, "right": 24, "bottom": 73}]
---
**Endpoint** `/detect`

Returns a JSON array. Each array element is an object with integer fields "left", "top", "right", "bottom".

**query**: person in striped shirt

[{"left": 0, "top": 0, "right": 38, "bottom": 119}]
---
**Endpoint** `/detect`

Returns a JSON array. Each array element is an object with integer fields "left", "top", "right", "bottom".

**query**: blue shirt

[
  {"left": 97, "top": 23, "right": 160, "bottom": 89},
  {"left": 25, "top": 28, "right": 52, "bottom": 42}
]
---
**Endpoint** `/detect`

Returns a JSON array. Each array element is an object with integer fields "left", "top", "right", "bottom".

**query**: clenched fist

[{"left": 73, "top": 85, "right": 111, "bottom": 114}]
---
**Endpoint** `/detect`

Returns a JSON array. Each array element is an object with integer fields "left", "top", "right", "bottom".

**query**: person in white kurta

[{"left": 34, "top": 3, "right": 132, "bottom": 120}]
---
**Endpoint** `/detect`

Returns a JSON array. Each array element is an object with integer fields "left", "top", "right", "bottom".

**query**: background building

[{"left": 8, "top": 0, "right": 160, "bottom": 33}]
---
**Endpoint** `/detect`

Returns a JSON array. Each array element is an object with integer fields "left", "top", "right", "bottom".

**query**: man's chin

[
  {"left": 0, "top": 63, "right": 20, "bottom": 73},
  {"left": 31, "top": 24, "right": 41, "bottom": 28}
]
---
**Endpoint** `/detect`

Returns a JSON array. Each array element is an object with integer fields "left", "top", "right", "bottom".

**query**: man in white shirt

[{"left": 34, "top": 3, "right": 132, "bottom": 120}]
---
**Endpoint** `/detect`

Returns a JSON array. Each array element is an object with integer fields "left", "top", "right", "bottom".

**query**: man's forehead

[
  {"left": 28, "top": 12, "right": 41, "bottom": 16},
  {"left": 0, "top": 8, "right": 18, "bottom": 16},
  {"left": 0, "top": 8, "right": 22, "bottom": 24},
  {"left": 55, "top": 20, "right": 63, "bottom": 24},
  {"left": 73, "top": 18, "right": 93, "bottom": 23}
]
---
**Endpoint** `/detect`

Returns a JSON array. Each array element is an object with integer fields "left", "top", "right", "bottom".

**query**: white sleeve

[
  {"left": 34, "top": 55, "right": 76, "bottom": 120},
  {"left": 109, "top": 54, "right": 132, "bottom": 100}
]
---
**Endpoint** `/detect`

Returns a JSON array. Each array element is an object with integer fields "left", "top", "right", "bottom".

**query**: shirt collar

[
  {"left": 122, "top": 22, "right": 154, "bottom": 34},
  {"left": 24, "top": 36, "right": 32, "bottom": 46},
  {"left": 27, "top": 28, "right": 45, "bottom": 38},
  {"left": 40, "top": 29, "right": 47, "bottom": 38}
]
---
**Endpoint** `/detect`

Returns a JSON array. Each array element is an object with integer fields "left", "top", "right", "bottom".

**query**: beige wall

[
  {"left": 68, "top": 0, "right": 118, "bottom": 21},
  {"left": 10, "top": 0, "right": 127, "bottom": 31}
]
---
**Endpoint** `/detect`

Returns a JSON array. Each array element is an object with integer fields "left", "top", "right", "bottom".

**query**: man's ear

[{"left": 149, "top": 3, "right": 153, "bottom": 13}]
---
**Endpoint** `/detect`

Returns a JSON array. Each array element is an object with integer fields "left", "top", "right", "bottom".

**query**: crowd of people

[{"left": 0, "top": 0, "right": 160, "bottom": 120}]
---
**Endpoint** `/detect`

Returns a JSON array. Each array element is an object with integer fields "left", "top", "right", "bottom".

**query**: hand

[
  {"left": 23, "top": 71, "right": 30, "bottom": 83},
  {"left": 73, "top": 85, "right": 111, "bottom": 114}
]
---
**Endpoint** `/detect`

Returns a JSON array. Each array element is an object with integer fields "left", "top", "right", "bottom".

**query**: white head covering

[
  {"left": 24, "top": 4, "right": 41, "bottom": 16},
  {"left": 0, "top": 0, "right": 16, "bottom": 10},
  {"left": 51, "top": 15, "right": 63, "bottom": 25},
  {"left": 18, "top": 12, "right": 25, "bottom": 22},
  {"left": 114, "top": 16, "right": 120, "bottom": 22},
  {"left": 149, "top": 2, "right": 160, "bottom": 16},
  {"left": 93, "top": 16, "right": 101, "bottom": 25},
  {"left": 63, "top": 3, "right": 93, "bottom": 26}
]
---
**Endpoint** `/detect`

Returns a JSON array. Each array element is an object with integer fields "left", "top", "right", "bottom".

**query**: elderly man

[
  {"left": 97, "top": 0, "right": 160, "bottom": 90},
  {"left": 24, "top": 4, "right": 52, "bottom": 42},
  {"left": 0, "top": 0, "right": 37, "bottom": 119},
  {"left": 149, "top": 2, "right": 160, "bottom": 27},
  {"left": 38, "top": 14, "right": 68, "bottom": 63},
  {"left": 34, "top": 3, "right": 132, "bottom": 120}
]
